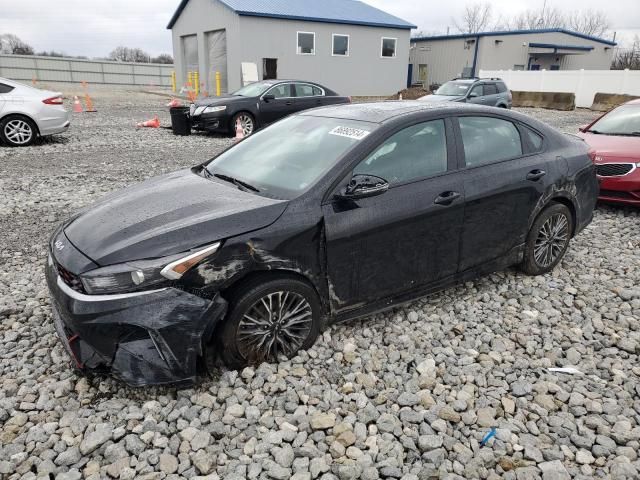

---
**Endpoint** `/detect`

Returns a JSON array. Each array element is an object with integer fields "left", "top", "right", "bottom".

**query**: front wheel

[
  {"left": 520, "top": 203, "right": 573, "bottom": 275},
  {"left": 1, "top": 115, "right": 37, "bottom": 147},
  {"left": 207, "top": 276, "right": 321, "bottom": 371},
  {"left": 231, "top": 112, "right": 255, "bottom": 136}
]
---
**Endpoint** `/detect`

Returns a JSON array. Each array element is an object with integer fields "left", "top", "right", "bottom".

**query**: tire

[
  {"left": 207, "top": 275, "right": 321, "bottom": 371},
  {"left": 520, "top": 203, "right": 573, "bottom": 275},
  {"left": 231, "top": 112, "right": 255, "bottom": 136},
  {"left": 0, "top": 115, "right": 38, "bottom": 147}
]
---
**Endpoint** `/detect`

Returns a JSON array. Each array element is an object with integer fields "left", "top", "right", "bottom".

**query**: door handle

[
  {"left": 285, "top": 101, "right": 294, "bottom": 105},
  {"left": 434, "top": 191, "right": 461, "bottom": 206},
  {"left": 526, "top": 169, "right": 546, "bottom": 181}
]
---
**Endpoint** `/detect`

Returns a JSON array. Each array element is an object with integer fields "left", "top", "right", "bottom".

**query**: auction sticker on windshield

[{"left": 329, "top": 126, "right": 371, "bottom": 140}]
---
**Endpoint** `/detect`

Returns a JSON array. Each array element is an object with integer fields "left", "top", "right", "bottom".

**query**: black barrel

[{"left": 170, "top": 107, "right": 191, "bottom": 135}]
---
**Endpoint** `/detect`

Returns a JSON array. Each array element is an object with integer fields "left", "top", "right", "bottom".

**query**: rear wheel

[
  {"left": 520, "top": 203, "right": 573, "bottom": 275},
  {"left": 206, "top": 276, "right": 321, "bottom": 371},
  {"left": 0, "top": 115, "right": 37, "bottom": 147}
]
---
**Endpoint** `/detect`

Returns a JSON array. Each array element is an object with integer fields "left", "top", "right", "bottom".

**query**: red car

[{"left": 578, "top": 99, "right": 640, "bottom": 206}]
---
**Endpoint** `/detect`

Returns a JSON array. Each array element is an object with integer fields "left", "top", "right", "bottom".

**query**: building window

[
  {"left": 332, "top": 34, "right": 349, "bottom": 56},
  {"left": 513, "top": 64, "right": 525, "bottom": 71},
  {"left": 297, "top": 32, "right": 315, "bottom": 55},
  {"left": 381, "top": 37, "right": 397, "bottom": 58}
]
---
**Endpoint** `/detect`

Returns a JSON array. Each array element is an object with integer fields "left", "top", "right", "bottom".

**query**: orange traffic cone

[
  {"left": 167, "top": 98, "right": 182, "bottom": 108},
  {"left": 234, "top": 118, "right": 245, "bottom": 141},
  {"left": 73, "top": 96, "right": 83, "bottom": 113},
  {"left": 136, "top": 116, "right": 160, "bottom": 128},
  {"left": 84, "top": 93, "right": 97, "bottom": 113}
]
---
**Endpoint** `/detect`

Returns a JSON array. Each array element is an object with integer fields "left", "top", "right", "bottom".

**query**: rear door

[
  {"left": 454, "top": 115, "right": 560, "bottom": 271},
  {"left": 259, "top": 83, "right": 296, "bottom": 124},
  {"left": 482, "top": 83, "right": 500, "bottom": 106},
  {"left": 0, "top": 82, "right": 15, "bottom": 114},
  {"left": 292, "top": 83, "right": 325, "bottom": 111}
]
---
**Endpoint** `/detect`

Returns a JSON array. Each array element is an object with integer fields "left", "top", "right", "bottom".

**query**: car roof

[{"left": 301, "top": 100, "right": 511, "bottom": 123}]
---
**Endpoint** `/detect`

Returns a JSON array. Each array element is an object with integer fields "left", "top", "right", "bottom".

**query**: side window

[
  {"left": 522, "top": 125, "right": 544, "bottom": 152},
  {"left": 354, "top": 120, "right": 448, "bottom": 185},
  {"left": 295, "top": 84, "right": 322, "bottom": 97},
  {"left": 381, "top": 37, "right": 397, "bottom": 58},
  {"left": 484, "top": 84, "right": 498, "bottom": 95},
  {"left": 267, "top": 84, "right": 293, "bottom": 99},
  {"left": 469, "top": 85, "right": 483, "bottom": 97},
  {"left": 459, "top": 116, "right": 522, "bottom": 167},
  {"left": 297, "top": 32, "right": 315, "bottom": 55},
  {"left": 0, "top": 83, "right": 14, "bottom": 94}
]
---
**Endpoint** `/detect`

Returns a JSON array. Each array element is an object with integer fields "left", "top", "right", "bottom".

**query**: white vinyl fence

[
  {"left": 479, "top": 69, "right": 640, "bottom": 108},
  {"left": 0, "top": 54, "right": 174, "bottom": 87}
]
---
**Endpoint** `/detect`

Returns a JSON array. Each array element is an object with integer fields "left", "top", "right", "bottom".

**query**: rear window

[
  {"left": 484, "top": 84, "right": 498, "bottom": 95},
  {"left": 459, "top": 116, "right": 522, "bottom": 167},
  {"left": 522, "top": 126, "right": 544, "bottom": 152},
  {"left": 0, "top": 83, "right": 14, "bottom": 94}
]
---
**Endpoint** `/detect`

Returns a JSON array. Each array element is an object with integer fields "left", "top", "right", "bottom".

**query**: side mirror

[
  {"left": 578, "top": 124, "right": 589, "bottom": 132},
  {"left": 337, "top": 174, "right": 389, "bottom": 200},
  {"left": 468, "top": 91, "right": 479, "bottom": 98},
  {"left": 262, "top": 94, "right": 275, "bottom": 102}
]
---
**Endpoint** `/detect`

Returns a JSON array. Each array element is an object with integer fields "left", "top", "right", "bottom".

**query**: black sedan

[
  {"left": 46, "top": 102, "right": 598, "bottom": 386},
  {"left": 190, "top": 79, "right": 351, "bottom": 136}
]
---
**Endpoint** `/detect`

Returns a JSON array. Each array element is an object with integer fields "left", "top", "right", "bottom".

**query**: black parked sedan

[
  {"left": 190, "top": 80, "right": 350, "bottom": 136},
  {"left": 46, "top": 102, "right": 598, "bottom": 386}
]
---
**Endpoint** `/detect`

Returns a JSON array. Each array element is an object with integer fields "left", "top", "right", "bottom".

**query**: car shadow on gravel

[{"left": 0, "top": 135, "right": 70, "bottom": 148}]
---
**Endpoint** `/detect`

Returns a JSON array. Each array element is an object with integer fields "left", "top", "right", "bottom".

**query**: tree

[
  {"left": 108, "top": 46, "right": 151, "bottom": 63},
  {"left": 453, "top": 2, "right": 493, "bottom": 34},
  {"left": 0, "top": 34, "right": 34, "bottom": 55},
  {"left": 612, "top": 35, "right": 640, "bottom": 70},
  {"left": 151, "top": 53, "right": 174, "bottom": 64},
  {"left": 566, "top": 10, "right": 610, "bottom": 38}
]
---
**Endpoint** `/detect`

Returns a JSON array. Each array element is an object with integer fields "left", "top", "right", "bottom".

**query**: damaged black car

[{"left": 46, "top": 101, "right": 598, "bottom": 386}]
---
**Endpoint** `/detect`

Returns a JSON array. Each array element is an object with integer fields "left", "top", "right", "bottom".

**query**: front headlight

[
  {"left": 203, "top": 105, "right": 226, "bottom": 114},
  {"left": 79, "top": 243, "right": 220, "bottom": 295}
]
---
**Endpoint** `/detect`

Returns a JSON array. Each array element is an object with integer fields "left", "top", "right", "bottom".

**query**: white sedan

[{"left": 0, "top": 77, "right": 71, "bottom": 147}]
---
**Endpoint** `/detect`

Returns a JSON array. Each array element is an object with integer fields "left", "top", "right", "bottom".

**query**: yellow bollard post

[
  {"left": 194, "top": 71, "right": 200, "bottom": 96},
  {"left": 171, "top": 71, "right": 176, "bottom": 92},
  {"left": 187, "top": 71, "right": 193, "bottom": 89},
  {"left": 215, "top": 71, "right": 221, "bottom": 97}
]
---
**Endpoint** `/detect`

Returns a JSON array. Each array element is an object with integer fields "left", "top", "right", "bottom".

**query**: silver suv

[{"left": 420, "top": 78, "right": 512, "bottom": 109}]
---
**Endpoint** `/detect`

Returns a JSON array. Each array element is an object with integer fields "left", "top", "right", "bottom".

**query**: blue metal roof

[
  {"left": 167, "top": 0, "right": 416, "bottom": 30},
  {"left": 529, "top": 43, "right": 594, "bottom": 52},
  {"left": 411, "top": 28, "right": 617, "bottom": 46}
]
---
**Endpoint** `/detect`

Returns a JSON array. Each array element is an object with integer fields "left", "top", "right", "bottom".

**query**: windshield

[
  {"left": 206, "top": 115, "right": 377, "bottom": 199},
  {"left": 233, "top": 82, "right": 274, "bottom": 97},
  {"left": 589, "top": 105, "right": 640, "bottom": 135},
  {"left": 435, "top": 81, "right": 472, "bottom": 96}
]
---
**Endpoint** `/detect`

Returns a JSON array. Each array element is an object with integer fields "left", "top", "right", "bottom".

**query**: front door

[
  {"left": 323, "top": 118, "right": 465, "bottom": 311},
  {"left": 419, "top": 64, "right": 428, "bottom": 87},
  {"left": 263, "top": 58, "right": 277, "bottom": 80},
  {"left": 259, "top": 83, "right": 297, "bottom": 124},
  {"left": 454, "top": 115, "right": 560, "bottom": 271}
]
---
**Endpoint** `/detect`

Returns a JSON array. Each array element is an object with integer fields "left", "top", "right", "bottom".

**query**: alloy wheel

[
  {"left": 4, "top": 119, "right": 33, "bottom": 145},
  {"left": 236, "top": 291, "right": 312, "bottom": 361},
  {"left": 237, "top": 114, "right": 254, "bottom": 135},
  {"left": 533, "top": 213, "right": 569, "bottom": 268}
]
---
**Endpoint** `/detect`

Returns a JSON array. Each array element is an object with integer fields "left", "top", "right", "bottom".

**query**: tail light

[{"left": 43, "top": 96, "right": 63, "bottom": 105}]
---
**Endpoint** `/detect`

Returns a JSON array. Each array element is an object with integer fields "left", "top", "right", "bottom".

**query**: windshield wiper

[{"left": 213, "top": 173, "right": 260, "bottom": 192}]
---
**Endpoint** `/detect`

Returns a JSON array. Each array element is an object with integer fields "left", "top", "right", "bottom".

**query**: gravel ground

[{"left": 1, "top": 91, "right": 639, "bottom": 480}]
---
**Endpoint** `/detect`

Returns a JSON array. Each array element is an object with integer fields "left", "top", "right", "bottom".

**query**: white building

[{"left": 410, "top": 28, "right": 617, "bottom": 88}]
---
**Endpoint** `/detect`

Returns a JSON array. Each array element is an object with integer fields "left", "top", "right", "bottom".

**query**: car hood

[
  {"left": 195, "top": 95, "right": 249, "bottom": 107},
  {"left": 577, "top": 132, "right": 640, "bottom": 160},
  {"left": 64, "top": 169, "right": 287, "bottom": 266},
  {"left": 419, "top": 95, "right": 465, "bottom": 102}
]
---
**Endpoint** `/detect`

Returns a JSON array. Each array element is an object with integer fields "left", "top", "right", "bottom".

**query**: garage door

[
  {"left": 207, "top": 29, "right": 228, "bottom": 95},
  {"left": 182, "top": 34, "right": 199, "bottom": 89}
]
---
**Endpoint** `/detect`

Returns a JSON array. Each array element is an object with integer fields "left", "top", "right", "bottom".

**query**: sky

[{"left": 1, "top": 0, "right": 638, "bottom": 58}]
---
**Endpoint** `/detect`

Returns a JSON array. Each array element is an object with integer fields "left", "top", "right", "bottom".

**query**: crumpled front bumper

[{"left": 45, "top": 254, "right": 227, "bottom": 387}]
